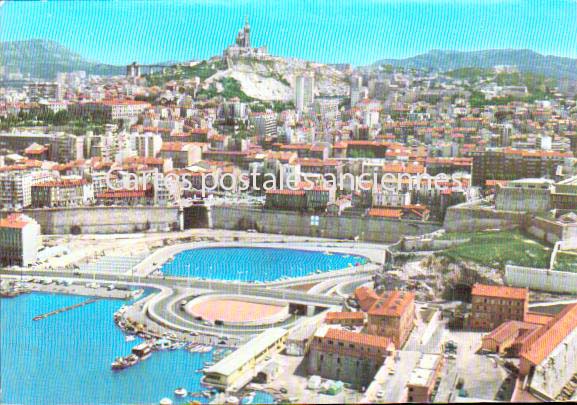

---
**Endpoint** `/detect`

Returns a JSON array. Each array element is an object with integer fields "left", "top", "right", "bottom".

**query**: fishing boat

[
  {"left": 125, "top": 335, "right": 136, "bottom": 342},
  {"left": 111, "top": 357, "right": 127, "bottom": 370},
  {"left": 159, "top": 398, "right": 173, "bottom": 405},
  {"left": 111, "top": 354, "right": 138, "bottom": 370}
]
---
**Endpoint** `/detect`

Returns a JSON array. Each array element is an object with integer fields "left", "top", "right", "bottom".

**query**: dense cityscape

[{"left": 1, "top": 3, "right": 577, "bottom": 405}]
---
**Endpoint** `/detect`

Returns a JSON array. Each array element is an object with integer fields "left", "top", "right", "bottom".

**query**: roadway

[{"left": 0, "top": 268, "right": 344, "bottom": 307}]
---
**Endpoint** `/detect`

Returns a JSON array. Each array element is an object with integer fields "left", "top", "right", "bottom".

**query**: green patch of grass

[
  {"left": 439, "top": 230, "right": 551, "bottom": 269},
  {"left": 554, "top": 252, "right": 577, "bottom": 273}
]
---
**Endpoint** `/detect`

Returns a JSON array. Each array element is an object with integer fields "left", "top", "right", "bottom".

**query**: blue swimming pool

[{"left": 161, "top": 247, "right": 367, "bottom": 281}]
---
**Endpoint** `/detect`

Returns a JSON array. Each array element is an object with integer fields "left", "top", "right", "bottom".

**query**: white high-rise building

[{"left": 295, "top": 74, "right": 315, "bottom": 114}]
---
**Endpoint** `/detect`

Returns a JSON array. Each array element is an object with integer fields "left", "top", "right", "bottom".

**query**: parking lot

[
  {"left": 265, "top": 354, "right": 365, "bottom": 404},
  {"left": 445, "top": 331, "right": 513, "bottom": 401}
]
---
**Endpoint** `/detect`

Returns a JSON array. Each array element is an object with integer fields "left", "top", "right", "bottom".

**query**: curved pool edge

[{"left": 132, "top": 241, "right": 378, "bottom": 285}]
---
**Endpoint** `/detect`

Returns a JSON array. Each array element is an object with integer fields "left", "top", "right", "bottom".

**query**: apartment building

[
  {"left": 31, "top": 178, "right": 94, "bottom": 208},
  {"left": 365, "top": 290, "right": 416, "bottom": 348},
  {"left": 0, "top": 213, "right": 41, "bottom": 267},
  {"left": 471, "top": 148, "right": 572, "bottom": 186},
  {"left": 470, "top": 284, "right": 529, "bottom": 330},
  {"left": 307, "top": 326, "right": 395, "bottom": 388}
]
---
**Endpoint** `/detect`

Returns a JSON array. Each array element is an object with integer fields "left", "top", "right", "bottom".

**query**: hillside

[
  {"left": 1, "top": 39, "right": 124, "bottom": 79},
  {"left": 202, "top": 57, "right": 349, "bottom": 102},
  {"left": 370, "top": 49, "right": 577, "bottom": 79}
]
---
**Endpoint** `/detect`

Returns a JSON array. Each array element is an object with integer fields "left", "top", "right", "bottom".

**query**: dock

[{"left": 32, "top": 298, "right": 101, "bottom": 321}]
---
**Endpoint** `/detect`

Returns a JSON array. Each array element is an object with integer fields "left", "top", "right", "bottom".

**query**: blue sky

[{"left": 1, "top": 0, "right": 576, "bottom": 65}]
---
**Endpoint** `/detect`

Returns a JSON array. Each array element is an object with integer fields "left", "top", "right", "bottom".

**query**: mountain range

[
  {"left": 2, "top": 40, "right": 577, "bottom": 81},
  {"left": 371, "top": 49, "right": 577, "bottom": 80},
  {"left": 1, "top": 40, "right": 124, "bottom": 79}
]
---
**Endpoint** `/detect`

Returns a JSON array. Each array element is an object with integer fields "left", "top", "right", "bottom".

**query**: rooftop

[
  {"left": 472, "top": 283, "right": 528, "bottom": 301},
  {"left": 368, "top": 290, "right": 415, "bottom": 318},
  {"left": 318, "top": 327, "right": 394, "bottom": 350},
  {"left": 204, "top": 328, "right": 288, "bottom": 377},
  {"left": 520, "top": 303, "right": 577, "bottom": 366},
  {"left": 0, "top": 213, "right": 36, "bottom": 230}
]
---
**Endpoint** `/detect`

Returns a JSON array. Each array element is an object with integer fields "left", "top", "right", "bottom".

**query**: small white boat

[
  {"left": 125, "top": 335, "right": 136, "bottom": 342},
  {"left": 174, "top": 388, "right": 188, "bottom": 397},
  {"left": 159, "top": 398, "right": 173, "bottom": 405}
]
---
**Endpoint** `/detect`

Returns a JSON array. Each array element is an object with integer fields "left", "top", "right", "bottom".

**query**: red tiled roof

[
  {"left": 368, "top": 290, "right": 415, "bottom": 318},
  {"left": 0, "top": 160, "right": 43, "bottom": 172},
  {"left": 520, "top": 303, "right": 577, "bottom": 366},
  {"left": 123, "top": 156, "right": 164, "bottom": 166},
  {"left": 265, "top": 189, "right": 305, "bottom": 196},
  {"left": 367, "top": 208, "right": 403, "bottom": 219},
  {"left": 472, "top": 284, "right": 528, "bottom": 301},
  {"left": 324, "top": 328, "right": 393, "bottom": 350},
  {"left": 0, "top": 213, "right": 32, "bottom": 229},
  {"left": 100, "top": 99, "right": 151, "bottom": 106},
  {"left": 96, "top": 190, "right": 148, "bottom": 199},
  {"left": 354, "top": 286, "right": 380, "bottom": 312},
  {"left": 524, "top": 312, "right": 554, "bottom": 326},
  {"left": 482, "top": 320, "right": 539, "bottom": 345},
  {"left": 33, "top": 179, "right": 87, "bottom": 188},
  {"left": 161, "top": 142, "right": 197, "bottom": 152},
  {"left": 326, "top": 312, "right": 366, "bottom": 321},
  {"left": 382, "top": 163, "right": 425, "bottom": 174}
]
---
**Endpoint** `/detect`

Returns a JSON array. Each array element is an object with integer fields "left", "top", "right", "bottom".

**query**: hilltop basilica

[{"left": 223, "top": 17, "right": 269, "bottom": 60}]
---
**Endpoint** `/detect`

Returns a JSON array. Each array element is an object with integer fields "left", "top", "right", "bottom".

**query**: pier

[{"left": 32, "top": 298, "right": 101, "bottom": 321}]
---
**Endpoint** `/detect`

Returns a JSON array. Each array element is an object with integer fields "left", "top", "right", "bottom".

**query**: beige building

[
  {"left": 470, "top": 284, "right": 528, "bottom": 331},
  {"left": 203, "top": 328, "right": 288, "bottom": 391}
]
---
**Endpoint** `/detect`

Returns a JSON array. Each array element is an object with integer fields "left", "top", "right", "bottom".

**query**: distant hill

[
  {"left": 370, "top": 49, "right": 577, "bottom": 79},
  {"left": 1, "top": 39, "right": 124, "bottom": 79}
]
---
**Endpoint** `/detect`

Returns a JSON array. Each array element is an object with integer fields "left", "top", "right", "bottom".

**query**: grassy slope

[{"left": 439, "top": 230, "right": 552, "bottom": 269}]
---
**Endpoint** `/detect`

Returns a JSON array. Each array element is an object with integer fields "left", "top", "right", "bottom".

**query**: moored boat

[
  {"left": 174, "top": 388, "right": 188, "bottom": 397},
  {"left": 132, "top": 342, "right": 153, "bottom": 360}
]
